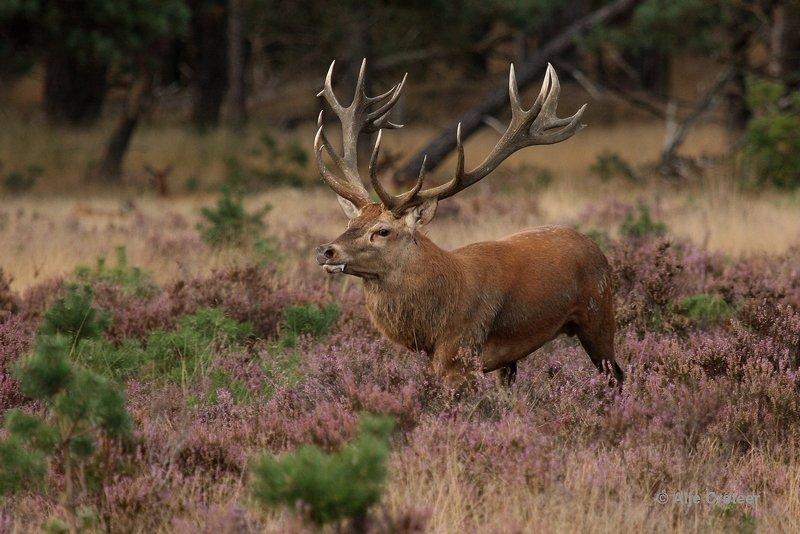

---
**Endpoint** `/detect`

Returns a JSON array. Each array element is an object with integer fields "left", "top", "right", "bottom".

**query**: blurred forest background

[
  {"left": 1, "top": 0, "right": 800, "bottom": 281},
  {"left": 3, "top": 4, "right": 800, "bottom": 530},
  {"left": 0, "top": 0, "right": 798, "bottom": 188}
]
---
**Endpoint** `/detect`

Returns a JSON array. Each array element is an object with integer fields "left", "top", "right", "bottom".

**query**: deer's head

[{"left": 314, "top": 60, "right": 586, "bottom": 281}]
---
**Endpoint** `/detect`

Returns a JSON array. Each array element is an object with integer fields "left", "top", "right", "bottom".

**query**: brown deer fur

[
  {"left": 312, "top": 60, "right": 624, "bottom": 387},
  {"left": 317, "top": 203, "right": 624, "bottom": 388}
]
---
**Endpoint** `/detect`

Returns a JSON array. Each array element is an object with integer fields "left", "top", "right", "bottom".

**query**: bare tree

[
  {"left": 394, "top": 0, "right": 642, "bottom": 183},
  {"left": 225, "top": 0, "right": 247, "bottom": 129},
  {"left": 96, "top": 73, "right": 154, "bottom": 181}
]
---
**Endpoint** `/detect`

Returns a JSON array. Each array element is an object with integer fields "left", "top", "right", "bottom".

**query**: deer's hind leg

[
  {"left": 497, "top": 361, "right": 517, "bottom": 386},
  {"left": 575, "top": 296, "right": 624, "bottom": 385}
]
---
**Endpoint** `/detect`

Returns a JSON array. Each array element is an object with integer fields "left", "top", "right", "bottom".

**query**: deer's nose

[{"left": 315, "top": 244, "right": 339, "bottom": 264}]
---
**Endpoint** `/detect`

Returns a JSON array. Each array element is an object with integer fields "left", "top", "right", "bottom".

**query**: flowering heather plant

[
  {"left": 0, "top": 268, "right": 19, "bottom": 322},
  {"left": 1, "top": 207, "right": 800, "bottom": 530}
]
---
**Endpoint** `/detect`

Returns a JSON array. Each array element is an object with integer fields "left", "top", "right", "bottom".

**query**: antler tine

[
  {"left": 454, "top": 122, "right": 465, "bottom": 180},
  {"left": 367, "top": 74, "right": 407, "bottom": 123},
  {"left": 385, "top": 65, "right": 586, "bottom": 212},
  {"left": 316, "top": 111, "right": 346, "bottom": 174},
  {"left": 353, "top": 58, "right": 368, "bottom": 102},
  {"left": 317, "top": 60, "right": 346, "bottom": 115},
  {"left": 531, "top": 103, "right": 587, "bottom": 144},
  {"left": 509, "top": 64, "right": 524, "bottom": 120},
  {"left": 366, "top": 82, "right": 400, "bottom": 103},
  {"left": 369, "top": 130, "right": 429, "bottom": 214},
  {"left": 315, "top": 58, "right": 410, "bottom": 210},
  {"left": 369, "top": 130, "right": 396, "bottom": 209},
  {"left": 314, "top": 126, "right": 368, "bottom": 206},
  {"left": 531, "top": 63, "right": 561, "bottom": 131}
]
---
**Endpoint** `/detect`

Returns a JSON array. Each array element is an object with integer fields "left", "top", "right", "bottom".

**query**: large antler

[
  {"left": 315, "top": 59, "right": 406, "bottom": 208},
  {"left": 373, "top": 63, "right": 587, "bottom": 215}
]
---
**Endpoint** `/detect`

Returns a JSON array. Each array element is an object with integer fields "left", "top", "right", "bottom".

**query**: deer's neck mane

[{"left": 362, "top": 234, "right": 465, "bottom": 353}]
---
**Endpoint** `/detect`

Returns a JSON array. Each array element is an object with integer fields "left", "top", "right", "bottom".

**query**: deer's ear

[
  {"left": 337, "top": 197, "right": 361, "bottom": 219},
  {"left": 403, "top": 198, "right": 438, "bottom": 229}
]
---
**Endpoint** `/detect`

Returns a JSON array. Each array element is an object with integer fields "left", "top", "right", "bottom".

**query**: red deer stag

[{"left": 314, "top": 60, "right": 624, "bottom": 387}]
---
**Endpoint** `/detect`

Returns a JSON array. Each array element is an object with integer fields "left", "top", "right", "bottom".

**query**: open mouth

[{"left": 322, "top": 263, "right": 346, "bottom": 274}]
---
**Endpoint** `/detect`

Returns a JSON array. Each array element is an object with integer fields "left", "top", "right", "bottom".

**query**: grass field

[{"left": 2, "top": 113, "right": 800, "bottom": 532}]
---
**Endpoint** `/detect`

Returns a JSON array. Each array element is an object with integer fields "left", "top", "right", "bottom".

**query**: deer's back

[{"left": 452, "top": 225, "right": 611, "bottom": 339}]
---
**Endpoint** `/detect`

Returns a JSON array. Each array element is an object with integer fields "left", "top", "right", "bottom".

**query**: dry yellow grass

[
  {"left": 384, "top": 439, "right": 800, "bottom": 533},
  {"left": 3, "top": 167, "right": 799, "bottom": 291}
]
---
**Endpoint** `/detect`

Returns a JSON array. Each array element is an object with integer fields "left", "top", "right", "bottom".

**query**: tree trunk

[
  {"left": 625, "top": 47, "right": 670, "bottom": 96},
  {"left": 225, "top": 0, "right": 247, "bottom": 129},
  {"left": 96, "top": 74, "right": 153, "bottom": 181},
  {"left": 723, "top": 4, "right": 754, "bottom": 146},
  {"left": 770, "top": 3, "right": 800, "bottom": 88},
  {"left": 44, "top": 50, "right": 108, "bottom": 125},
  {"left": 190, "top": 0, "right": 229, "bottom": 129},
  {"left": 660, "top": 68, "right": 734, "bottom": 176},
  {"left": 395, "top": 0, "right": 643, "bottom": 183}
]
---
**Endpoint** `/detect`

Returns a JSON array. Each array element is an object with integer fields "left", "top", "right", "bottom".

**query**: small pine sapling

[
  {"left": 1, "top": 336, "right": 131, "bottom": 531},
  {"left": 251, "top": 414, "right": 395, "bottom": 531}
]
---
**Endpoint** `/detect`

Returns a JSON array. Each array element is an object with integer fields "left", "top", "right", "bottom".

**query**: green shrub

[
  {"left": 39, "top": 285, "right": 110, "bottom": 347},
  {"left": 206, "top": 368, "right": 251, "bottom": 404},
  {"left": 74, "top": 246, "right": 157, "bottom": 298},
  {"left": 678, "top": 294, "right": 734, "bottom": 326},
  {"left": 185, "top": 175, "right": 200, "bottom": 192},
  {"left": 584, "top": 228, "right": 611, "bottom": 250},
  {"left": 742, "top": 78, "right": 800, "bottom": 190},
  {"left": 590, "top": 150, "right": 638, "bottom": 182},
  {"left": 280, "top": 303, "right": 340, "bottom": 347},
  {"left": 224, "top": 133, "right": 311, "bottom": 192},
  {"left": 73, "top": 338, "right": 141, "bottom": 381},
  {"left": 2, "top": 164, "right": 42, "bottom": 194},
  {"left": 251, "top": 414, "right": 395, "bottom": 527},
  {"left": 252, "top": 236, "right": 283, "bottom": 267},
  {"left": 0, "top": 335, "right": 131, "bottom": 530},
  {"left": 69, "top": 307, "right": 253, "bottom": 391},
  {"left": 197, "top": 185, "right": 270, "bottom": 248},
  {"left": 141, "top": 308, "right": 253, "bottom": 384},
  {"left": 620, "top": 203, "right": 667, "bottom": 239}
]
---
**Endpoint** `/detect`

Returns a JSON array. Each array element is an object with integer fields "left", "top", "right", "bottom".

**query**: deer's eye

[{"left": 372, "top": 228, "right": 391, "bottom": 240}]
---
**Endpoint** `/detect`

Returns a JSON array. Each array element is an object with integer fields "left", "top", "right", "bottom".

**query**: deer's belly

[{"left": 480, "top": 296, "right": 575, "bottom": 370}]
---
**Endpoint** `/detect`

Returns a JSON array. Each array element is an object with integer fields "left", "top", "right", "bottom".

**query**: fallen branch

[
  {"left": 659, "top": 68, "right": 735, "bottom": 175},
  {"left": 394, "top": 0, "right": 643, "bottom": 183}
]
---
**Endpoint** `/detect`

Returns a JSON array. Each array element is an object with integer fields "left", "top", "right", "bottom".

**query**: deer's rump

[{"left": 455, "top": 225, "right": 612, "bottom": 370}]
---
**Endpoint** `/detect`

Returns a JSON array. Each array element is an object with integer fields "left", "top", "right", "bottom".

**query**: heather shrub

[
  {"left": 197, "top": 185, "right": 270, "bottom": 248},
  {"left": 678, "top": 293, "right": 734, "bottom": 326},
  {"left": 619, "top": 203, "right": 667, "bottom": 239},
  {"left": 205, "top": 368, "right": 251, "bottom": 404},
  {"left": 260, "top": 349, "right": 303, "bottom": 397},
  {"left": 0, "top": 268, "right": 19, "bottom": 321},
  {"left": 74, "top": 246, "right": 158, "bottom": 298},
  {"left": 251, "top": 413, "right": 395, "bottom": 528},
  {"left": 0, "top": 335, "right": 131, "bottom": 531},
  {"left": 612, "top": 238, "right": 683, "bottom": 333}
]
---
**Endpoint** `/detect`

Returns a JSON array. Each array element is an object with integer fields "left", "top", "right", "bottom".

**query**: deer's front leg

[{"left": 431, "top": 341, "right": 479, "bottom": 391}]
